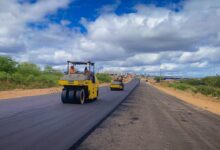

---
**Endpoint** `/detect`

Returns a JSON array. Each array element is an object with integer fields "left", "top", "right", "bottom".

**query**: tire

[
  {"left": 96, "top": 89, "right": 99, "bottom": 99},
  {"left": 61, "top": 89, "right": 69, "bottom": 103},
  {"left": 68, "top": 90, "right": 75, "bottom": 103},
  {"left": 76, "top": 89, "right": 85, "bottom": 104}
]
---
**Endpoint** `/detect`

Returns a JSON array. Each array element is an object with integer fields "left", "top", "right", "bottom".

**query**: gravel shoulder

[
  {"left": 78, "top": 81, "right": 220, "bottom": 150},
  {"left": 0, "top": 83, "right": 109, "bottom": 100},
  {"left": 0, "top": 87, "right": 62, "bottom": 100},
  {"left": 149, "top": 81, "right": 220, "bottom": 115}
]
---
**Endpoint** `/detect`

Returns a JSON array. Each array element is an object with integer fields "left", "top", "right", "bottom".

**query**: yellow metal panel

[
  {"left": 58, "top": 80, "right": 91, "bottom": 86},
  {"left": 59, "top": 79, "right": 99, "bottom": 100},
  {"left": 110, "top": 84, "right": 122, "bottom": 89}
]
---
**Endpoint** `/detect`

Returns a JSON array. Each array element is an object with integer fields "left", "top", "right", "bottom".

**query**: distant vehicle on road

[
  {"left": 110, "top": 77, "right": 124, "bottom": 91},
  {"left": 59, "top": 61, "right": 99, "bottom": 104}
]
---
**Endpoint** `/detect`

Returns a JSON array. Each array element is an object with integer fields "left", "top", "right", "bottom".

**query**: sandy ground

[
  {"left": 0, "top": 83, "right": 109, "bottom": 100},
  {"left": 0, "top": 87, "right": 62, "bottom": 100},
  {"left": 78, "top": 81, "right": 220, "bottom": 150},
  {"left": 148, "top": 80, "right": 220, "bottom": 115}
]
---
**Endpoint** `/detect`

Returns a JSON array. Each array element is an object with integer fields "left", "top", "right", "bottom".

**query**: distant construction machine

[
  {"left": 110, "top": 76, "right": 124, "bottom": 91},
  {"left": 59, "top": 61, "right": 99, "bottom": 104}
]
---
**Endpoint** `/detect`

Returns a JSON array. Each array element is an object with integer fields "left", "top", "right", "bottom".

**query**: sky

[{"left": 0, "top": 0, "right": 220, "bottom": 77}]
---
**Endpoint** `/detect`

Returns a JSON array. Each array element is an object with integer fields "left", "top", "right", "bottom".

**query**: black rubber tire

[
  {"left": 96, "top": 89, "right": 99, "bottom": 100},
  {"left": 61, "top": 89, "right": 69, "bottom": 103},
  {"left": 76, "top": 89, "right": 85, "bottom": 104},
  {"left": 97, "top": 89, "right": 99, "bottom": 97},
  {"left": 68, "top": 90, "right": 75, "bottom": 103}
]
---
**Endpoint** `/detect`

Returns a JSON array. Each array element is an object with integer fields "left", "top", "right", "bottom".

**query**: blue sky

[
  {"left": 0, "top": 0, "right": 220, "bottom": 77},
  {"left": 30, "top": 0, "right": 183, "bottom": 32}
]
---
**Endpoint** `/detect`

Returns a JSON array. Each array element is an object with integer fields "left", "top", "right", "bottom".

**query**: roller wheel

[
  {"left": 61, "top": 89, "right": 69, "bottom": 103},
  {"left": 76, "top": 89, "right": 85, "bottom": 104},
  {"left": 97, "top": 89, "right": 99, "bottom": 97},
  {"left": 68, "top": 90, "right": 75, "bottom": 103}
]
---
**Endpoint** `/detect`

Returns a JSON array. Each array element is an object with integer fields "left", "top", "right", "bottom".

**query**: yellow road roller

[
  {"left": 59, "top": 61, "right": 99, "bottom": 104},
  {"left": 110, "top": 77, "right": 124, "bottom": 91}
]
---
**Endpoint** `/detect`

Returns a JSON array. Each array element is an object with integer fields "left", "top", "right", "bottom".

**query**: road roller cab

[
  {"left": 110, "top": 77, "right": 124, "bottom": 91},
  {"left": 59, "top": 61, "right": 99, "bottom": 104}
]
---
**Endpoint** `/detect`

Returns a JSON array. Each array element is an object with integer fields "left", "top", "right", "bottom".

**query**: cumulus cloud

[
  {"left": 0, "top": 0, "right": 220, "bottom": 76},
  {"left": 0, "top": 0, "right": 70, "bottom": 53}
]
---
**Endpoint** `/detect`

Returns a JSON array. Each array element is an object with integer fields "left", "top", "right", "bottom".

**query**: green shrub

[
  {"left": 96, "top": 73, "right": 112, "bottom": 83},
  {"left": 0, "top": 57, "right": 63, "bottom": 90},
  {"left": 0, "top": 72, "right": 8, "bottom": 81},
  {"left": 154, "top": 76, "right": 163, "bottom": 82},
  {"left": 169, "top": 82, "right": 197, "bottom": 92},
  {"left": 196, "top": 86, "right": 212, "bottom": 96},
  {"left": 25, "top": 74, "right": 36, "bottom": 84},
  {"left": 166, "top": 77, "right": 220, "bottom": 98},
  {"left": 11, "top": 73, "right": 25, "bottom": 84},
  {"left": 0, "top": 56, "right": 17, "bottom": 73},
  {"left": 196, "top": 85, "right": 220, "bottom": 97},
  {"left": 181, "top": 79, "right": 204, "bottom": 86},
  {"left": 169, "top": 82, "right": 192, "bottom": 91},
  {"left": 202, "top": 76, "right": 220, "bottom": 88},
  {"left": 17, "top": 62, "right": 41, "bottom": 76}
]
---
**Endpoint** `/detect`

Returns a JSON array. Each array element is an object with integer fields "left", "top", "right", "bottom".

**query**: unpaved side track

[{"left": 79, "top": 81, "right": 220, "bottom": 150}]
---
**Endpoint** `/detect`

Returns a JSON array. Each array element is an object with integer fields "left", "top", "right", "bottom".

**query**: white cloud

[
  {"left": 160, "top": 63, "right": 178, "bottom": 71},
  {"left": 179, "top": 47, "right": 220, "bottom": 63},
  {"left": 191, "top": 61, "right": 208, "bottom": 68},
  {"left": 0, "top": 0, "right": 220, "bottom": 76},
  {"left": 0, "top": 0, "right": 70, "bottom": 53}
]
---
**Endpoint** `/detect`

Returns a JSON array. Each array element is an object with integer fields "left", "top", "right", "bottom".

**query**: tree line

[{"left": 0, "top": 56, "right": 63, "bottom": 90}]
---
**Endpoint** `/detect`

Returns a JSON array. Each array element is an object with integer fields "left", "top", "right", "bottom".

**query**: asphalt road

[
  {"left": 0, "top": 79, "right": 140, "bottom": 150},
  {"left": 79, "top": 81, "right": 220, "bottom": 150}
]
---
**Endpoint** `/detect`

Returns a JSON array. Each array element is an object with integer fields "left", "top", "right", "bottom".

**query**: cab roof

[{"left": 67, "top": 61, "right": 94, "bottom": 65}]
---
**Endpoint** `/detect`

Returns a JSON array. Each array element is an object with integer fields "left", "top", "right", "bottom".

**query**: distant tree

[
  {"left": 44, "top": 65, "right": 55, "bottom": 73},
  {"left": 0, "top": 56, "right": 17, "bottom": 73},
  {"left": 44, "top": 65, "right": 62, "bottom": 76},
  {"left": 17, "top": 62, "right": 41, "bottom": 76},
  {"left": 96, "top": 73, "right": 112, "bottom": 83},
  {"left": 154, "top": 76, "right": 164, "bottom": 82}
]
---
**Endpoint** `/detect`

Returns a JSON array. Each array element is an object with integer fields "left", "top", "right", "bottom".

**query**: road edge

[
  {"left": 147, "top": 81, "right": 220, "bottom": 116},
  {"left": 69, "top": 79, "right": 140, "bottom": 150}
]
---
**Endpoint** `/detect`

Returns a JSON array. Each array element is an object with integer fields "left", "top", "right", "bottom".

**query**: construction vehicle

[
  {"left": 58, "top": 61, "right": 99, "bottom": 104},
  {"left": 110, "top": 76, "right": 124, "bottom": 91}
]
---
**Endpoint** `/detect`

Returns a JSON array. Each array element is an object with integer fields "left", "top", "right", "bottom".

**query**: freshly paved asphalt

[{"left": 0, "top": 79, "right": 140, "bottom": 150}]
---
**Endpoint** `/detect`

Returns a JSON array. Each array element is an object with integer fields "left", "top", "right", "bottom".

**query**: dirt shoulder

[
  {"left": 0, "top": 87, "right": 62, "bottom": 100},
  {"left": 148, "top": 81, "right": 220, "bottom": 115},
  {"left": 0, "top": 83, "right": 109, "bottom": 100}
]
